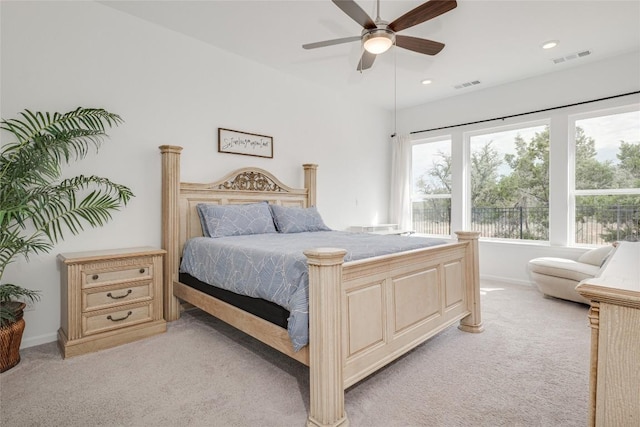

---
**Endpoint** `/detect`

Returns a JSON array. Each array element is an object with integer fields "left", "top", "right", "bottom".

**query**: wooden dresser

[
  {"left": 576, "top": 242, "right": 640, "bottom": 427},
  {"left": 57, "top": 247, "right": 167, "bottom": 358}
]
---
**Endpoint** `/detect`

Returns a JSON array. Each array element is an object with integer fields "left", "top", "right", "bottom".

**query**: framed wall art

[{"left": 218, "top": 128, "right": 273, "bottom": 158}]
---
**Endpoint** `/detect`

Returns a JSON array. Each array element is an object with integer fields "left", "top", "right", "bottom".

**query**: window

[
  {"left": 572, "top": 108, "right": 640, "bottom": 244},
  {"left": 404, "top": 99, "right": 638, "bottom": 247},
  {"left": 468, "top": 123, "right": 549, "bottom": 240},
  {"left": 411, "top": 137, "right": 451, "bottom": 236}
]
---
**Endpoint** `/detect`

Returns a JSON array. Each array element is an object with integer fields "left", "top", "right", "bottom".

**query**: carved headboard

[
  {"left": 159, "top": 145, "right": 317, "bottom": 319},
  {"left": 179, "top": 167, "right": 315, "bottom": 248}
]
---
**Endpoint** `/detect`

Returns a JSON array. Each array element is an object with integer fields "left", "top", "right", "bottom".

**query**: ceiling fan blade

[
  {"left": 302, "top": 36, "right": 361, "bottom": 50},
  {"left": 332, "top": 0, "right": 376, "bottom": 30},
  {"left": 357, "top": 50, "right": 376, "bottom": 71},
  {"left": 395, "top": 35, "right": 445, "bottom": 55},
  {"left": 389, "top": 0, "right": 457, "bottom": 33}
]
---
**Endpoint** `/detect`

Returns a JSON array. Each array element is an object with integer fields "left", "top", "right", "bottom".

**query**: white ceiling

[{"left": 101, "top": 0, "right": 640, "bottom": 111}]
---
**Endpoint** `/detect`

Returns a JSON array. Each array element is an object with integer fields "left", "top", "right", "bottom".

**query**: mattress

[{"left": 178, "top": 271, "right": 290, "bottom": 329}]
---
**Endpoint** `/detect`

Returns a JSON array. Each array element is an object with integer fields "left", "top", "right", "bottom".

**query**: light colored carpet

[{"left": 0, "top": 281, "right": 590, "bottom": 427}]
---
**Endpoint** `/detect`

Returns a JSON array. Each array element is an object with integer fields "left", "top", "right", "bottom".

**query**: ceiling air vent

[
  {"left": 552, "top": 50, "right": 591, "bottom": 64},
  {"left": 454, "top": 80, "right": 481, "bottom": 90}
]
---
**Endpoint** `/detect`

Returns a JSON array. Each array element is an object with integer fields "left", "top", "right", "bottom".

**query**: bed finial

[
  {"left": 303, "top": 164, "right": 318, "bottom": 207},
  {"left": 160, "top": 145, "right": 183, "bottom": 321}
]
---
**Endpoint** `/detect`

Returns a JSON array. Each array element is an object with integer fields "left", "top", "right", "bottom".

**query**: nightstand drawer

[
  {"left": 83, "top": 263, "right": 152, "bottom": 288},
  {"left": 83, "top": 303, "right": 152, "bottom": 336},
  {"left": 83, "top": 282, "right": 152, "bottom": 312}
]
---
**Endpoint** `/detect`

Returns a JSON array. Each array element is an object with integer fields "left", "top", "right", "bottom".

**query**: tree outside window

[
  {"left": 412, "top": 138, "right": 451, "bottom": 236},
  {"left": 468, "top": 124, "right": 549, "bottom": 240},
  {"left": 410, "top": 107, "right": 640, "bottom": 244},
  {"left": 573, "top": 109, "right": 640, "bottom": 244}
]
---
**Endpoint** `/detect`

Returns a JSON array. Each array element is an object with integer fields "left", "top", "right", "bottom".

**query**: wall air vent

[
  {"left": 552, "top": 50, "right": 591, "bottom": 64},
  {"left": 454, "top": 80, "right": 481, "bottom": 90}
]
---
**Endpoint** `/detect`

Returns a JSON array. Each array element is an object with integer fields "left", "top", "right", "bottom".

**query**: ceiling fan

[{"left": 303, "top": 0, "right": 457, "bottom": 71}]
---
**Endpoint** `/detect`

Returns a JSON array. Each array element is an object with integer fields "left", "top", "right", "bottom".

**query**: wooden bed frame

[{"left": 160, "top": 145, "right": 483, "bottom": 427}]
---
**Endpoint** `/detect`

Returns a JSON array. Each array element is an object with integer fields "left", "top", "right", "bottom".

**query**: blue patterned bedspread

[{"left": 179, "top": 231, "right": 448, "bottom": 351}]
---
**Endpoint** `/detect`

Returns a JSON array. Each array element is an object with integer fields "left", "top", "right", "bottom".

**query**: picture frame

[{"left": 218, "top": 128, "right": 273, "bottom": 158}]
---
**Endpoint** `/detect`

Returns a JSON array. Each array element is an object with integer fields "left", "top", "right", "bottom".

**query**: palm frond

[
  {"left": 0, "top": 107, "right": 132, "bottom": 279},
  {"left": 24, "top": 175, "right": 134, "bottom": 243},
  {"left": 0, "top": 283, "right": 41, "bottom": 326},
  {"left": 0, "top": 283, "right": 41, "bottom": 303},
  {"left": 0, "top": 227, "right": 52, "bottom": 278},
  {"left": 0, "top": 204, "right": 31, "bottom": 230},
  {"left": 0, "top": 108, "right": 123, "bottom": 188},
  {"left": 0, "top": 306, "right": 17, "bottom": 326},
  {"left": 1, "top": 107, "right": 122, "bottom": 146}
]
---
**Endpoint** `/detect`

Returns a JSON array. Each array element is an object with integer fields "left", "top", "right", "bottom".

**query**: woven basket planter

[{"left": 0, "top": 302, "right": 26, "bottom": 373}]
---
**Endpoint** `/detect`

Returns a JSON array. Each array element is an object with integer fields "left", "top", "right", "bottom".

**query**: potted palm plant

[
  {"left": 0, "top": 284, "right": 41, "bottom": 372},
  {"left": 0, "top": 107, "right": 133, "bottom": 372}
]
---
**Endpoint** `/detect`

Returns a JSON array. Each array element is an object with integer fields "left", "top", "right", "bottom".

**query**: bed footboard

[{"left": 304, "top": 231, "right": 481, "bottom": 427}]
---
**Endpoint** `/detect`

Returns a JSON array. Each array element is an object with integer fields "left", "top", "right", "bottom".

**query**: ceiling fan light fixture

[{"left": 363, "top": 29, "right": 395, "bottom": 54}]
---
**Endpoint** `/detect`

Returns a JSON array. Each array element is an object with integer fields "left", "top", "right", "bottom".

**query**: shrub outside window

[{"left": 572, "top": 109, "right": 640, "bottom": 244}]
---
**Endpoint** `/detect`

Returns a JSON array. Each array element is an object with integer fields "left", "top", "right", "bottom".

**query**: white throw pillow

[{"left": 577, "top": 245, "right": 614, "bottom": 266}]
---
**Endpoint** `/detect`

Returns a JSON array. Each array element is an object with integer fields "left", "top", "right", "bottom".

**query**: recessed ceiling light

[
  {"left": 421, "top": 79, "right": 432, "bottom": 85},
  {"left": 542, "top": 40, "right": 559, "bottom": 49}
]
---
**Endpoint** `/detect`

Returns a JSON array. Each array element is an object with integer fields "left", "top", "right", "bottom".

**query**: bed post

[
  {"left": 455, "top": 231, "right": 484, "bottom": 333},
  {"left": 159, "top": 145, "right": 183, "bottom": 321},
  {"left": 304, "top": 248, "right": 349, "bottom": 427},
  {"left": 303, "top": 164, "right": 317, "bottom": 207}
]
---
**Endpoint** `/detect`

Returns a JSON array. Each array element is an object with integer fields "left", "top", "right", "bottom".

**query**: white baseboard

[
  {"left": 480, "top": 274, "right": 533, "bottom": 287},
  {"left": 21, "top": 332, "right": 58, "bottom": 349}
]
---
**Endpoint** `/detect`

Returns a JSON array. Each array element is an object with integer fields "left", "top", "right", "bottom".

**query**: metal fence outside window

[{"left": 411, "top": 202, "right": 639, "bottom": 244}]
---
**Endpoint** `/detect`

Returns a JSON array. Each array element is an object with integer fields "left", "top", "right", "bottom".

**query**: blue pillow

[
  {"left": 269, "top": 205, "right": 331, "bottom": 233},
  {"left": 196, "top": 202, "right": 277, "bottom": 238}
]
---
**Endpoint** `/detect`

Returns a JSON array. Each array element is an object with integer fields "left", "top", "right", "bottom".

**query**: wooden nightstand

[{"left": 57, "top": 246, "right": 167, "bottom": 358}]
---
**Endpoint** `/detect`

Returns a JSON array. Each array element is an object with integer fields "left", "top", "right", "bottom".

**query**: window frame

[
  {"left": 410, "top": 135, "right": 453, "bottom": 237},
  {"left": 568, "top": 104, "right": 640, "bottom": 245},
  {"left": 405, "top": 97, "right": 639, "bottom": 247},
  {"left": 464, "top": 118, "right": 550, "bottom": 242}
]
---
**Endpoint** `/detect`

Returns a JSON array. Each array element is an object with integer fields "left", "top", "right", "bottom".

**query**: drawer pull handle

[
  {"left": 139, "top": 268, "right": 146, "bottom": 274},
  {"left": 92, "top": 274, "right": 99, "bottom": 280},
  {"left": 106, "top": 289, "right": 132, "bottom": 300},
  {"left": 107, "top": 311, "right": 133, "bottom": 322}
]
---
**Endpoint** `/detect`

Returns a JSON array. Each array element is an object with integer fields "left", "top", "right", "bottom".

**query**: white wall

[
  {"left": 397, "top": 51, "right": 640, "bottom": 286},
  {"left": 396, "top": 52, "right": 640, "bottom": 135},
  {"left": 1, "top": 1, "right": 391, "bottom": 347}
]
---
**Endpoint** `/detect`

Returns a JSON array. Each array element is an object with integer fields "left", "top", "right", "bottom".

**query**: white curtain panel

[{"left": 389, "top": 134, "right": 412, "bottom": 230}]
